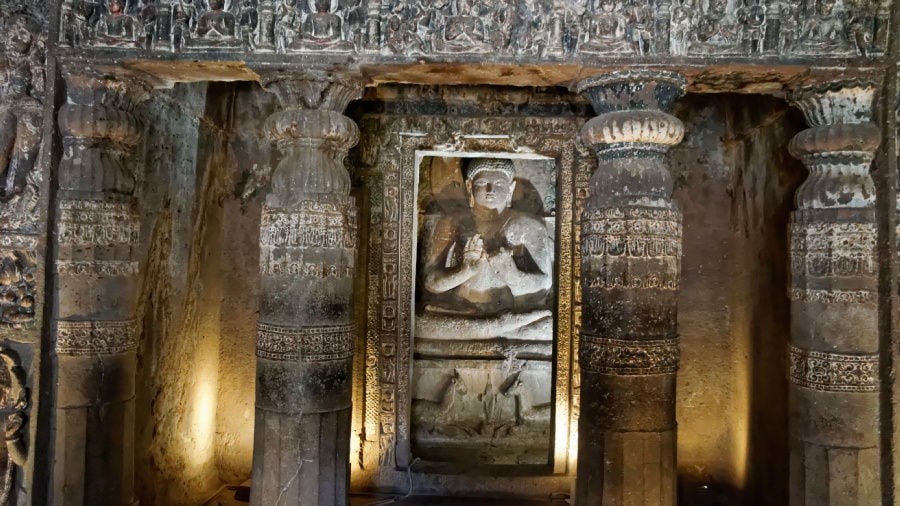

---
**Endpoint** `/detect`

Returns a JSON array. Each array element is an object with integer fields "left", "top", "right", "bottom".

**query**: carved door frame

[{"left": 356, "top": 111, "right": 592, "bottom": 494}]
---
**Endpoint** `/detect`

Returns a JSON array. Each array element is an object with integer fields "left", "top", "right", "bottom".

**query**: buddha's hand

[{"left": 463, "top": 234, "right": 486, "bottom": 269}]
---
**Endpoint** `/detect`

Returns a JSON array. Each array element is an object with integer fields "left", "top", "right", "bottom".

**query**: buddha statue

[
  {"left": 95, "top": 0, "right": 140, "bottom": 47},
  {"left": 435, "top": 0, "right": 491, "bottom": 53},
  {"left": 416, "top": 158, "right": 553, "bottom": 341},
  {"left": 794, "top": 0, "right": 852, "bottom": 55},
  {"left": 196, "top": 0, "right": 239, "bottom": 42},
  {"left": 579, "top": 0, "right": 634, "bottom": 54},
  {"left": 689, "top": 0, "right": 742, "bottom": 54},
  {"left": 294, "top": 0, "right": 354, "bottom": 51}
]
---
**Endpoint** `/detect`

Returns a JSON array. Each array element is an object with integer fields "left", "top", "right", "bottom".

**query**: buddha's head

[
  {"left": 209, "top": 0, "right": 225, "bottom": 10},
  {"left": 314, "top": 0, "right": 331, "bottom": 13},
  {"left": 465, "top": 158, "right": 516, "bottom": 212},
  {"left": 109, "top": 0, "right": 125, "bottom": 15},
  {"left": 817, "top": 0, "right": 836, "bottom": 16}
]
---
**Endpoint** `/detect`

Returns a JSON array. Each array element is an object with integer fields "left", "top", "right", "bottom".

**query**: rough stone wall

[
  {"left": 672, "top": 94, "right": 806, "bottom": 505},
  {"left": 214, "top": 82, "right": 276, "bottom": 484},
  {"left": 133, "top": 82, "right": 235, "bottom": 505}
]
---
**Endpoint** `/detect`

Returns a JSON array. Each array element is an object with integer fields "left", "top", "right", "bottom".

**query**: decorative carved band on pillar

[
  {"left": 52, "top": 68, "right": 151, "bottom": 506},
  {"left": 574, "top": 70, "right": 687, "bottom": 506},
  {"left": 251, "top": 69, "right": 362, "bottom": 506},
  {"left": 787, "top": 80, "right": 882, "bottom": 505}
]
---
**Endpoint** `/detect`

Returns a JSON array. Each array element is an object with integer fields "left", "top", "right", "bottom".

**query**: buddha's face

[
  {"left": 467, "top": 169, "right": 515, "bottom": 212},
  {"left": 109, "top": 0, "right": 124, "bottom": 14},
  {"left": 315, "top": 0, "right": 330, "bottom": 12},
  {"left": 209, "top": 0, "right": 225, "bottom": 10},
  {"left": 818, "top": 0, "right": 835, "bottom": 16}
]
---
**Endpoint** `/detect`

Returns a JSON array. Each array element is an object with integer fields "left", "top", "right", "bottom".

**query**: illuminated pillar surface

[
  {"left": 52, "top": 69, "right": 151, "bottom": 505},
  {"left": 787, "top": 80, "right": 881, "bottom": 505},
  {"left": 250, "top": 69, "right": 362, "bottom": 506},
  {"left": 574, "top": 70, "right": 686, "bottom": 506}
]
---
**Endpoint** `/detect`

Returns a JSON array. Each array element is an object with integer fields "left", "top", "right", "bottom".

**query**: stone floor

[{"left": 204, "top": 485, "right": 570, "bottom": 505}]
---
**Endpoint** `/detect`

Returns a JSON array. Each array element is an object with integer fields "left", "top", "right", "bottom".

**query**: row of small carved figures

[{"left": 58, "top": 0, "right": 887, "bottom": 57}]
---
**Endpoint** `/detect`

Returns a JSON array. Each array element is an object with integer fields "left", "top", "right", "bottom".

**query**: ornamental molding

[
  {"left": 58, "top": 200, "right": 140, "bottom": 247},
  {"left": 790, "top": 288, "right": 874, "bottom": 305},
  {"left": 56, "top": 0, "right": 891, "bottom": 62},
  {"left": 57, "top": 260, "right": 140, "bottom": 277},
  {"left": 582, "top": 207, "right": 681, "bottom": 258},
  {"left": 256, "top": 322, "right": 354, "bottom": 362},
  {"left": 789, "top": 345, "right": 878, "bottom": 393},
  {"left": 580, "top": 335, "right": 679, "bottom": 375},
  {"left": 260, "top": 201, "right": 358, "bottom": 249},
  {"left": 55, "top": 319, "right": 138, "bottom": 355}
]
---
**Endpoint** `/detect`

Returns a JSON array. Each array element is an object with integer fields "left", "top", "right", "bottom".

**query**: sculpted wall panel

[
  {"left": 57, "top": 0, "right": 893, "bottom": 61},
  {"left": 352, "top": 89, "right": 586, "bottom": 495},
  {"left": 411, "top": 155, "right": 556, "bottom": 466}
]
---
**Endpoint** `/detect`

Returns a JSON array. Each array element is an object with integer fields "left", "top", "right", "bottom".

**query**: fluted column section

[
  {"left": 787, "top": 81, "right": 881, "bottom": 505},
  {"left": 52, "top": 69, "right": 151, "bottom": 505},
  {"left": 250, "top": 70, "right": 362, "bottom": 506},
  {"left": 574, "top": 70, "right": 686, "bottom": 506}
]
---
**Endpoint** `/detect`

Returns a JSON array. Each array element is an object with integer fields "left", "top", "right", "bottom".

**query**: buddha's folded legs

[{"left": 415, "top": 309, "right": 553, "bottom": 340}]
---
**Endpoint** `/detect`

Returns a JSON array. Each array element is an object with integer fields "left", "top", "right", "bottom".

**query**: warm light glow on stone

[{"left": 189, "top": 353, "right": 219, "bottom": 470}]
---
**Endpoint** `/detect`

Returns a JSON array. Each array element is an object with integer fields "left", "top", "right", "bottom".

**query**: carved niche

[
  {"left": 353, "top": 88, "right": 593, "bottom": 495},
  {"left": 412, "top": 155, "right": 557, "bottom": 466}
]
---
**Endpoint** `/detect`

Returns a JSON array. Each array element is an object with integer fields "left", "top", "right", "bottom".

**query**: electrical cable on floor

[{"left": 364, "top": 457, "right": 420, "bottom": 506}]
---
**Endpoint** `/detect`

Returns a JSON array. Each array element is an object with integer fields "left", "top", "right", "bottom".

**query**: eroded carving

[
  {"left": 56, "top": 260, "right": 140, "bottom": 277},
  {"left": 790, "top": 220, "right": 876, "bottom": 279},
  {"left": 0, "top": 6, "right": 45, "bottom": 233},
  {"left": 55, "top": 319, "right": 138, "bottom": 355},
  {"left": 789, "top": 345, "right": 878, "bottom": 392},
  {"left": 55, "top": 0, "right": 891, "bottom": 58},
  {"left": 0, "top": 349, "right": 28, "bottom": 505},
  {"left": 580, "top": 335, "right": 679, "bottom": 374},
  {"left": 57, "top": 200, "right": 140, "bottom": 246},
  {"left": 0, "top": 249, "right": 35, "bottom": 328},
  {"left": 256, "top": 322, "right": 353, "bottom": 361}
]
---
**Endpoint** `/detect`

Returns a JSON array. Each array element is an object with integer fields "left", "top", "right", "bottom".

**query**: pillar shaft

[
  {"left": 250, "top": 70, "right": 362, "bottom": 506},
  {"left": 574, "top": 70, "right": 686, "bottom": 506},
  {"left": 787, "top": 81, "right": 882, "bottom": 505},
  {"left": 52, "top": 69, "right": 150, "bottom": 506}
]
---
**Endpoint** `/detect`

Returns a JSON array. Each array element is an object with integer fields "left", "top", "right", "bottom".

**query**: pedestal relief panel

[{"left": 352, "top": 88, "right": 593, "bottom": 496}]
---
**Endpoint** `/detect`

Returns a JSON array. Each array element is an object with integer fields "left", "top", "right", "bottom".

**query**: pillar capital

[
  {"left": 788, "top": 80, "right": 882, "bottom": 210},
  {"left": 576, "top": 70, "right": 688, "bottom": 114},
  {"left": 257, "top": 69, "right": 363, "bottom": 199},
  {"left": 58, "top": 68, "right": 155, "bottom": 195},
  {"left": 258, "top": 69, "right": 364, "bottom": 112}
]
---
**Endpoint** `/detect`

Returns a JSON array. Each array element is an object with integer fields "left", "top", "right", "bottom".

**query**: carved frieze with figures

[{"left": 58, "top": 0, "right": 892, "bottom": 59}]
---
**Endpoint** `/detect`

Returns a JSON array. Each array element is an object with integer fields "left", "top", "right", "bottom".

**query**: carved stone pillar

[
  {"left": 574, "top": 70, "right": 686, "bottom": 506},
  {"left": 787, "top": 81, "right": 881, "bottom": 505},
  {"left": 53, "top": 69, "right": 151, "bottom": 505},
  {"left": 251, "top": 70, "right": 362, "bottom": 506}
]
